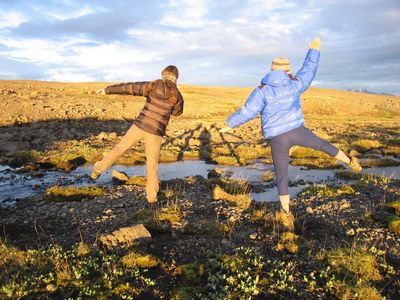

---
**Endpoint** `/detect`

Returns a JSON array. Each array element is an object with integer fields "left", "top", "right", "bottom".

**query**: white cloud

[
  {"left": 43, "top": 7, "right": 96, "bottom": 21},
  {"left": 0, "top": 11, "right": 27, "bottom": 28},
  {"left": 161, "top": 0, "right": 208, "bottom": 28},
  {"left": 45, "top": 68, "right": 96, "bottom": 82}
]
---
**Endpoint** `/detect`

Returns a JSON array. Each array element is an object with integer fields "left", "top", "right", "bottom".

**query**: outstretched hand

[
  {"left": 96, "top": 89, "right": 106, "bottom": 94},
  {"left": 308, "top": 37, "right": 321, "bottom": 50},
  {"left": 219, "top": 126, "right": 231, "bottom": 133}
]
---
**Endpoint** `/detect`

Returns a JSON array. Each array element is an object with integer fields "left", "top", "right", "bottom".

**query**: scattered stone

[
  {"left": 207, "top": 168, "right": 223, "bottom": 179},
  {"left": 46, "top": 283, "right": 57, "bottom": 292},
  {"left": 112, "top": 170, "right": 130, "bottom": 183},
  {"left": 306, "top": 207, "right": 314, "bottom": 214},
  {"left": 0, "top": 141, "right": 18, "bottom": 153},
  {"left": 99, "top": 224, "right": 152, "bottom": 248}
]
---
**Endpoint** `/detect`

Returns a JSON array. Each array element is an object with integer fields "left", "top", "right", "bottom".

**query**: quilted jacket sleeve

[
  {"left": 293, "top": 49, "right": 320, "bottom": 94},
  {"left": 226, "top": 88, "right": 265, "bottom": 128},
  {"left": 105, "top": 81, "right": 150, "bottom": 96},
  {"left": 171, "top": 91, "right": 184, "bottom": 116}
]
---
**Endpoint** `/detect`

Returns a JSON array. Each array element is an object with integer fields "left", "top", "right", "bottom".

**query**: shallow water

[{"left": 0, "top": 159, "right": 399, "bottom": 204}]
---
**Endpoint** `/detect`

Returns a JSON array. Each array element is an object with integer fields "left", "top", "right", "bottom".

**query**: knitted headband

[
  {"left": 271, "top": 57, "right": 291, "bottom": 75},
  {"left": 162, "top": 74, "right": 177, "bottom": 83}
]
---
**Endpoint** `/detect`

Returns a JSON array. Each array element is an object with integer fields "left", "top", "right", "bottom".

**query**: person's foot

[
  {"left": 275, "top": 209, "right": 295, "bottom": 231},
  {"left": 147, "top": 198, "right": 157, "bottom": 204},
  {"left": 348, "top": 155, "right": 362, "bottom": 173},
  {"left": 90, "top": 162, "right": 102, "bottom": 180}
]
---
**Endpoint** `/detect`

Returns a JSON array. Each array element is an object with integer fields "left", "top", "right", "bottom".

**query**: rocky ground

[{"left": 0, "top": 80, "right": 399, "bottom": 299}]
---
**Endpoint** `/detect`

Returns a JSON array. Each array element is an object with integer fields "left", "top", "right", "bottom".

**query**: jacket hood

[
  {"left": 261, "top": 70, "right": 291, "bottom": 87},
  {"left": 153, "top": 80, "right": 171, "bottom": 100}
]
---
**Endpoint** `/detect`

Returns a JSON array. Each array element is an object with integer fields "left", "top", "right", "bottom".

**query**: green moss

[
  {"left": 183, "top": 221, "right": 230, "bottom": 238},
  {"left": 276, "top": 232, "right": 304, "bottom": 254},
  {"left": 290, "top": 146, "right": 331, "bottom": 159},
  {"left": 8, "top": 151, "right": 39, "bottom": 168},
  {"left": 212, "top": 155, "right": 244, "bottom": 166},
  {"left": 326, "top": 248, "right": 382, "bottom": 282},
  {"left": 363, "top": 158, "right": 400, "bottom": 167},
  {"left": 125, "top": 176, "right": 147, "bottom": 185},
  {"left": 120, "top": 252, "right": 159, "bottom": 268},
  {"left": 156, "top": 206, "right": 182, "bottom": 224},
  {"left": 387, "top": 201, "right": 400, "bottom": 215},
  {"left": 128, "top": 208, "right": 157, "bottom": 229},
  {"left": 324, "top": 247, "right": 384, "bottom": 299},
  {"left": 386, "top": 217, "right": 400, "bottom": 234},
  {"left": 298, "top": 185, "right": 356, "bottom": 198},
  {"left": 291, "top": 158, "right": 342, "bottom": 169},
  {"left": 170, "top": 286, "right": 205, "bottom": 300},
  {"left": 335, "top": 171, "right": 363, "bottom": 180},
  {"left": 43, "top": 186, "right": 106, "bottom": 202}
]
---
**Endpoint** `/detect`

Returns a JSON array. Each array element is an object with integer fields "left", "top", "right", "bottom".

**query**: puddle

[{"left": 1, "top": 159, "right": 399, "bottom": 204}]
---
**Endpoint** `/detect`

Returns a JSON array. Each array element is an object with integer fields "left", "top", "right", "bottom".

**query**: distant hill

[{"left": 347, "top": 87, "right": 394, "bottom": 96}]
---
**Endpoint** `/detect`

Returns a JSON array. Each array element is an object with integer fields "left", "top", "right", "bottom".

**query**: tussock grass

[
  {"left": 363, "top": 158, "right": 400, "bottom": 167},
  {"left": 212, "top": 184, "right": 252, "bottom": 210},
  {"left": 351, "top": 139, "right": 383, "bottom": 153},
  {"left": 323, "top": 247, "right": 384, "bottom": 300}
]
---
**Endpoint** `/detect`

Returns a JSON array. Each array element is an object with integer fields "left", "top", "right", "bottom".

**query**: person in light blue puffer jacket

[{"left": 219, "top": 38, "right": 362, "bottom": 230}]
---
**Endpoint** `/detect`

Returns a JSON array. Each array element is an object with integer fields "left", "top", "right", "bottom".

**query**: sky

[{"left": 0, "top": 0, "right": 399, "bottom": 95}]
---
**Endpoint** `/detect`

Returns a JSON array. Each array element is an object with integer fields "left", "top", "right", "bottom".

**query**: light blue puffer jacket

[{"left": 227, "top": 49, "right": 320, "bottom": 139}]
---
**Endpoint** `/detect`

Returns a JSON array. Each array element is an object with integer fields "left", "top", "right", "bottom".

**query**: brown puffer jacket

[{"left": 105, "top": 80, "right": 184, "bottom": 136}]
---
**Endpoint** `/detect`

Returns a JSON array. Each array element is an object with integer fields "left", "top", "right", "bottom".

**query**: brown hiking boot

[
  {"left": 348, "top": 156, "right": 362, "bottom": 173},
  {"left": 275, "top": 210, "right": 295, "bottom": 231},
  {"left": 90, "top": 162, "right": 102, "bottom": 180}
]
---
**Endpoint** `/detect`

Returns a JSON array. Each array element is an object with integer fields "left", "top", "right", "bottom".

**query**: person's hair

[
  {"left": 288, "top": 73, "right": 298, "bottom": 81},
  {"left": 146, "top": 65, "right": 179, "bottom": 103}
]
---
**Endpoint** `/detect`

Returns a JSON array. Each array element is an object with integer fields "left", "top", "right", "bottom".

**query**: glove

[
  {"left": 308, "top": 37, "right": 321, "bottom": 50},
  {"left": 219, "top": 126, "right": 231, "bottom": 133}
]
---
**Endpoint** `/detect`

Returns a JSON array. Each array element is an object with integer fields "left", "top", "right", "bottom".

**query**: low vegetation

[{"left": 43, "top": 186, "right": 107, "bottom": 202}]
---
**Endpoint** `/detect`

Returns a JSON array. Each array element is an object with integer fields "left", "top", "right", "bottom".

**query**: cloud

[{"left": 0, "top": 0, "right": 398, "bottom": 94}]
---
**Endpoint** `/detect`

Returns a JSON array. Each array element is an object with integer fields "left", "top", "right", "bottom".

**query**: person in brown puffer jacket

[{"left": 90, "top": 65, "right": 184, "bottom": 203}]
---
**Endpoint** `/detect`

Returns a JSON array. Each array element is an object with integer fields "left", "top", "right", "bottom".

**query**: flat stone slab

[{"left": 99, "top": 224, "right": 152, "bottom": 248}]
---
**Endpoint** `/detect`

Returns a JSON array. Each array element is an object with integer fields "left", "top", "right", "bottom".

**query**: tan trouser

[{"left": 95, "top": 124, "right": 162, "bottom": 201}]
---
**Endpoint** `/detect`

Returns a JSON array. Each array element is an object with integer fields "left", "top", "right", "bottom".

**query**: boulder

[{"left": 99, "top": 224, "right": 152, "bottom": 248}]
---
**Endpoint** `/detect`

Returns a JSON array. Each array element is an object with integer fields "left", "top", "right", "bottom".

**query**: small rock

[
  {"left": 207, "top": 168, "right": 223, "bottom": 179},
  {"left": 46, "top": 283, "right": 57, "bottom": 292},
  {"left": 249, "top": 234, "right": 257, "bottom": 240},
  {"left": 112, "top": 170, "right": 129, "bottom": 183}
]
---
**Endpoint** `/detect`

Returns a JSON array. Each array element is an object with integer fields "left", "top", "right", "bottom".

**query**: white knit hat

[{"left": 271, "top": 57, "right": 291, "bottom": 75}]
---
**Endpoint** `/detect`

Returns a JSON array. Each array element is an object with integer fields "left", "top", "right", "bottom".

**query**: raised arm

[
  {"left": 293, "top": 37, "right": 321, "bottom": 94},
  {"left": 104, "top": 81, "right": 150, "bottom": 96},
  {"left": 225, "top": 87, "right": 265, "bottom": 129}
]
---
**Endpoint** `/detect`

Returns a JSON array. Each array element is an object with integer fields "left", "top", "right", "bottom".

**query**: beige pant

[{"left": 95, "top": 124, "right": 162, "bottom": 201}]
